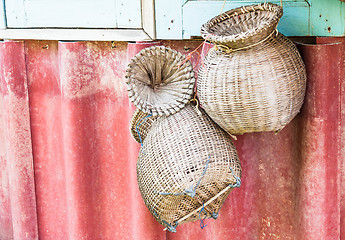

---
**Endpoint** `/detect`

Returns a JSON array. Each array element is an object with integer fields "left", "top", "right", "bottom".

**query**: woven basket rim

[
  {"left": 200, "top": 2, "right": 283, "bottom": 45},
  {"left": 126, "top": 45, "right": 195, "bottom": 117}
]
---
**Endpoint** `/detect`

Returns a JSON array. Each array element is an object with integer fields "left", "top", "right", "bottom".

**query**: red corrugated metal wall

[{"left": 0, "top": 38, "right": 344, "bottom": 240}]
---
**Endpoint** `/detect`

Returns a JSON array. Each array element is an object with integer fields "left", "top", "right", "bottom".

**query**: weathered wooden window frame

[
  {"left": 0, "top": 0, "right": 343, "bottom": 41},
  {"left": 0, "top": 0, "right": 155, "bottom": 41}
]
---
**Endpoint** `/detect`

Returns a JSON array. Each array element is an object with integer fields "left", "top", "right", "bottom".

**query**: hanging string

[
  {"left": 136, "top": 114, "right": 152, "bottom": 147},
  {"left": 199, "top": 202, "right": 208, "bottom": 229},
  {"left": 220, "top": 0, "right": 227, "bottom": 14},
  {"left": 176, "top": 33, "right": 213, "bottom": 110},
  {"left": 176, "top": 33, "right": 213, "bottom": 70}
]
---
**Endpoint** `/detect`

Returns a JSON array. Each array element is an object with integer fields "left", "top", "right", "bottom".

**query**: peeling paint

[
  {"left": 59, "top": 42, "right": 127, "bottom": 99},
  {"left": 0, "top": 41, "right": 38, "bottom": 240},
  {"left": 0, "top": 39, "right": 344, "bottom": 239}
]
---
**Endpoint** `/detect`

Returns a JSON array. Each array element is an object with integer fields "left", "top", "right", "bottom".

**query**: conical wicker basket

[
  {"left": 126, "top": 46, "right": 195, "bottom": 117},
  {"left": 198, "top": 3, "right": 306, "bottom": 135},
  {"left": 137, "top": 104, "right": 241, "bottom": 232},
  {"left": 129, "top": 108, "right": 156, "bottom": 143}
]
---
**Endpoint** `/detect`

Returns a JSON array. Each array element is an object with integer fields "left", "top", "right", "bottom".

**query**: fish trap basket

[
  {"left": 137, "top": 105, "right": 241, "bottom": 232},
  {"left": 129, "top": 108, "right": 156, "bottom": 143},
  {"left": 198, "top": 3, "right": 307, "bottom": 135},
  {"left": 126, "top": 46, "right": 195, "bottom": 117}
]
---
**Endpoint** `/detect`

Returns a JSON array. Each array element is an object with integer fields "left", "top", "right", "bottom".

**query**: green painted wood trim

[
  {"left": 182, "top": 1, "right": 310, "bottom": 38},
  {"left": 310, "top": 0, "right": 345, "bottom": 36},
  {"left": 155, "top": 0, "right": 343, "bottom": 39}
]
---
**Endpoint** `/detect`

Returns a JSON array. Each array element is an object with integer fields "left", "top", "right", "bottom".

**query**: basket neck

[
  {"left": 214, "top": 27, "right": 279, "bottom": 51},
  {"left": 201, "top": 3, "right": 283, "bottom": 49}
]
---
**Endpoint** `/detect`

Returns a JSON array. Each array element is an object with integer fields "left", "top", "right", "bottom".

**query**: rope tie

[
  {"left": 136, "top": 113, "right": 152, "bottom": 147},
  {"left": 214, "top": 44, "right": 232, "bottom": 54},
  {"left": 153, "top": 210, "right": 178, "bottom": 232},
  {"left": 172, "top": 161, "right": 242, "bottom": 228},
  {"left": 199, "top": 202, "right": 208, "bottom": 229},
  {"left": 162, "top": 220, "right": 178, "bottom": 233},
  {"left": 229, "top": 166, "right": 241, "bottom": 188},
  {"left": 211, "top": 212, "right": 219, "bottom": 219},
  {"left": 189, "top": 98, "right": 202, "bottom": 115}
]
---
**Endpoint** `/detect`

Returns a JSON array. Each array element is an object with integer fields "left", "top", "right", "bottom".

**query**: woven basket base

[{"left": 137, "top": 104, "right": 241, "bottom": 231}]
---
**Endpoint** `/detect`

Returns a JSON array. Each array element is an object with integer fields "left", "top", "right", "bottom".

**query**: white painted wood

[
  {"left": 115, "top": 0, "right": 142, "bottom": 28},
  {"left": 142, "top": 0, "right": 156, "bottom": 39},
  {"left": 5, "top": 0, "right": 120, "bottom": 28},
  {"left": 155, "top": 0, "right": 183, "bottom": 39},
  {"left": 0, "top": 29, "right": 152, "bottom": 41},
  {"left": 0, "top": 0, "right": 6, "bottom": 29}
]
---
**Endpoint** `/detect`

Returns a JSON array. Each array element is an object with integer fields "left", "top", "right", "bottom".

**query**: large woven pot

[
  {"left": 137, "top": 105, "right": 241, "bottom": 232},
  {"left": 198, "top": 3, "right": 306, "bottom": 135}
]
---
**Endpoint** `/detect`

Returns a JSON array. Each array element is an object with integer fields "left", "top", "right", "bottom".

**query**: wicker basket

[
  {"left": 201, "top": 3, "right": 283, "bottom": 49},
  {"left": 129, "top": 108, "right": 156, "bottom": 143},
  {"left": 126, "top": 46, "right": 195, "bottom": 117},
  {"left": 198, "top": 3, "right": 306, "bottom": 135},
  {"left": 137, "top": 104, "right": 241, "bottom": 232}
]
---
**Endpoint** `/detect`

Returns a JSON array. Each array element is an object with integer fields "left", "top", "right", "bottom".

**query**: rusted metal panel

[
  {"left": 25, "top": 40, "right": 68, "bottom": 240},
  {"left": 0, "top": 76, "right": 13, "bottom": 240},
  {"left": 315, "top": 37, "right": 345, "bottom": 240},
  {"left": 25, "top": 40, "right": 165, "bottom": 240},
  {"left": 296, "top": 39, "right": 343, "bottom": 239},
  {"left": 0, "top": 38, "right": 344, "bottom": 239},
  {"left": 168, "top": 39, "right": 344, "bottom": 239},
  {"left": 0, "top": 41, "right": 38, "bottom": 239}
]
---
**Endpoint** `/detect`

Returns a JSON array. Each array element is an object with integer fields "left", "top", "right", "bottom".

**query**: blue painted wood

[
  {"left": 115, "top": 0, "right": 142, "bottom": 28},
  {"left": 274, "top": 2, "right": 310, "bottom": 36},
  {"left": 0, "top": 0, "right": 5, "bottom": 29},
  {"left": 1, "top": 0, "right": 343, "bottom": 38},
  {"left": 5, "top": 0, "right": 123, "bottom": 28},
  {"left": 182, "top": 1, "right": 310, "bottom": 38},
  {"left": 155, "top": 0, "right": 183, "bottom": 39},
  {"left": 5, "top": 0, "right": 26, "bottom": 27},
  {"left": 310, "top": 0, "right": 345, "bottom": 36}
]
